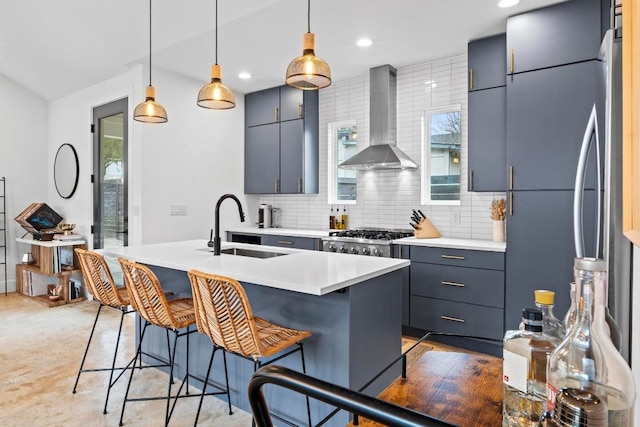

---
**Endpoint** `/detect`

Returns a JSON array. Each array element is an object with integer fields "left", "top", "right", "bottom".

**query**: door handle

[
  {"left": 274, "top": 107, "right": 279, "bottom": 122},
  {"left": 469, "top": 170, "right": 474, "bottom": 191},
  {"left": 509, "top": 165, "right": 514, "bottom": 190},
  {"left": 115, "top": 230, "right": 129, "bottom": 234},
  {"left": 441, "top": 254, "right": 466, "bottom": 260},
  {"left": 469, "top": 68, "right": 474, "bottom": 90},
  {"left": 297, "top": 177, "right": 302, "bottom": 193},
  {"left": 509, "top": 49, "right": 514, "bottom": 74},
  {"left": 441, "top": 281, "right": 466, "bottom": 287},
  {"left": 298, "top": 103, "right": 303, "bottom": 118},
  {"left": 278, "top": 240, "right": 294, "bottom": 245},
  {"left": 509, "top": 192, "right": 514, "bottom": 216},
  {"left": 441, "top": 315, "right": 465, "bottom": 323}
]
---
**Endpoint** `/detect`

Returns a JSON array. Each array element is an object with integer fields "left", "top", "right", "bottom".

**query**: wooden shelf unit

[{"left": 15, "top": 238, "right": 87, "bottom": 307}]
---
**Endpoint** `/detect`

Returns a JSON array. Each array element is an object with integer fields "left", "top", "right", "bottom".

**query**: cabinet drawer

[
  {"left": 410, "top": 263, "right": 504, "bottom": 308},
  {"left": 410, "top": 246, "right": 504, "bottom": 270},
  {"left": 261, "top": 235, "right": 318, "bottom": 250},
  {"left": 410, "top": 296, "right": 503, "bottom": 340}
]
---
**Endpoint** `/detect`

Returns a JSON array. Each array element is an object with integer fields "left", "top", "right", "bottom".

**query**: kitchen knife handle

[
  {"left": 509, "top": 192, "right": 514, "bottom": 216},
  {"left": 469, "top": 68, "right": 474, "bottom": 90},
  {"left": 441, "top": 254, "right": 466, "bottom": 260},
  {"left": 441, "top": 315, "right": 465, "bottom": 323},
  {"left": 275, "top": 107, "right": 279, "bottom": 122},
  {"left": 510, "top": 49, "right": 514, "bottom": 74},
  {"left": 509, "top": 165, "right": 514, "bottom": 190},
  {"left": 442, "top": 281, "right": 466, "bottom": 288}
]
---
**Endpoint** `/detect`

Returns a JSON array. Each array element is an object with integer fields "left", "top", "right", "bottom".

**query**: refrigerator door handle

[{"left": 574, "top": 103, "right": 602, "bottom": 259}]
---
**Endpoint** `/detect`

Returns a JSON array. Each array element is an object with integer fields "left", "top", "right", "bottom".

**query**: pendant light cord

[
  {"left": 307, "top": 0, "right": 311, "bottom": 33},
  {"left": 148, "top": 0, "right": 152, "bottom": 86},
  {"left": 215, "top": 0, "right": 218, "bottom": 65}
]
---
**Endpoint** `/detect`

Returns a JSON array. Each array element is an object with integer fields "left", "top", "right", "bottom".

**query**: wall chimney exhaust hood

[{"left": 339, "top": 64, "right": 418, "bottom": 170}]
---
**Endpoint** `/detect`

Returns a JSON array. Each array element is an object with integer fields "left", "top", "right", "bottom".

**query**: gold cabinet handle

[
  {"left": 441, "top": 254, "right": 466, "bottom": 260},
  {"left": 510, "top": 49, "right": 514, "bottom": 74},
  {"left": 298, "top": 103, "right": 303, "bottom": 118},
  {"left": 469, "top": 68, "right": 474, "bottom": 90},
  {"left": 510, "top": 192, "right": 514, "bottom": 216},
  {"left": 278, "top": 240, "right": 293, "bottom": 245},
  {"left": 275, "top": 107, "right": 279, "bottom": 122},
  {"left": 441, "top": 315, "right": 465, "bottom": 323},
  {"left": 509, "top": 165, "right": 514, "bottom": 190},
  {"left": 442, "top": 281, "right": 466, "bottom": 287}
]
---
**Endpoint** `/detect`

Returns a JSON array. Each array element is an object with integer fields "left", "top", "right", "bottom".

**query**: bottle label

[
  {"left": 503, "top": 349, "right": 527, "bottom": 392},
  {"left": 547, "top": 383, "right": 559, "bottom": 412}
]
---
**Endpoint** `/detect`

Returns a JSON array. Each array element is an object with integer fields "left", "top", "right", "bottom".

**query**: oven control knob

[
  {"left": 373, "top": 248, "right": 382, "bottom": 257},
  {"left": 339, "top": 245, "right": 348, "bottom": 253},
  {"left": 361, "top": 247, "right": 371, "bottom": 255},
  {"left": 349, "top": 246, "right": 359, "bottom": 254},
  {"left": 327, "top": 243, "right": 337, "bottom": 252}
]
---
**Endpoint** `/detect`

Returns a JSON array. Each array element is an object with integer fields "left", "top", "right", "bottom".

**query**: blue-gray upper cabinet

[
  {"left": 244, "top": 86, "right": 319, "bottom": 194},
  {"left": 506, "top": 60, "right": 602, "bottom": 191},
  {"left": 468, "top": 87, "right": 506, "bottom": 192},
  {"left": 468, "top": 33, "right": 506, "bottom": 91},
  {"left": 506, "top": 0, "right": 602, "bottom": 75},
  {"left": 245, "top": 86, "right": 304, "bottom": 127}
]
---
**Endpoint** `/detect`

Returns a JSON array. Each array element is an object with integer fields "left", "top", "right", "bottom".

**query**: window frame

[{"left": 421, "top": 104, "right": 462, "bottom": 206}]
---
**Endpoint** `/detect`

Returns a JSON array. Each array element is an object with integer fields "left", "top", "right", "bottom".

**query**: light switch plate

[{"left": 170, "top": 204, "right": 188, "bottom": 216}]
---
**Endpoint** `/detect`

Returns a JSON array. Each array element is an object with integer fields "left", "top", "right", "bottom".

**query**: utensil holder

[{"left": 414, "top": 217, "right": 441, "bottom": 239}]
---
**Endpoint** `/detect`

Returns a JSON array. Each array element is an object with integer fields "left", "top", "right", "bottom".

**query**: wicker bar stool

[
  {"left": 188, "top": 269, "right": 312, "bottom": 427},
  {"left": 117, "top": 258, "right": 229, "bottom": 427},
  {"left": 72, "top": 248, "right": 148, "bottom": 415}
]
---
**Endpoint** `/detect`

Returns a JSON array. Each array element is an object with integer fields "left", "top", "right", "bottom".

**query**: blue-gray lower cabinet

[
  {"left": 392, "top": 245, "right": 411, "bottom": 326},
  {"left": 505, "top": 189, "right": 597, "bottom": 330},
  {"left": 408, "top": 246, "right": 505, "bottom": 355},
  {"left": 227, "top": 231, "right": 320, "bottom": 251}
]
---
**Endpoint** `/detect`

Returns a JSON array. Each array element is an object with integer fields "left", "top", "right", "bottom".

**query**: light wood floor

[{"left": 0, "top": 292, "right": 502, "bottom": 427}]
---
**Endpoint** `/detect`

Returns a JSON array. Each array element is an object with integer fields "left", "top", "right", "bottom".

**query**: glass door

[{"left": 92, "top": 98, "right": 128, "bottom": 249}]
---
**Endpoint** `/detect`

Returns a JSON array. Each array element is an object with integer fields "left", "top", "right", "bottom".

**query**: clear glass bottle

[
  {"left": 547, "top": 258, "right": 635, "bottom": 426},
  {"left": 562, "top": 282, "right": 576, "bottom": 331},
  {"left": 520, "top": 290, "right": 565, "bottom": 340},
  {"left": 503, "top": 308, "right": 561, "bottom": 427}
]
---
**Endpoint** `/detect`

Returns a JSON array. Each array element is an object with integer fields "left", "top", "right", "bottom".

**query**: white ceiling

[{"left": 0, "top": 0, "right": 568, "bottom": 101}]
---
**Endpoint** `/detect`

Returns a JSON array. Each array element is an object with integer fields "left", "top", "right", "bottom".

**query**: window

[
  {"left": 328, "top": 120, "right": 357, "bottom": 203},
  {"left": 422, "top": 105, "right": 461, "bottom": 205}
]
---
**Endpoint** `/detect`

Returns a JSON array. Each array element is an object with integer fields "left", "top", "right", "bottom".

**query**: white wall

[
  {"left": 0, "top": 73, "right": 49, "bottom": 292},
  {"left": 47, "top": 65, "right": 246, "bottom": 247},
  {"left": 254, "top": 55, "right": 505, "bottom": 239}
]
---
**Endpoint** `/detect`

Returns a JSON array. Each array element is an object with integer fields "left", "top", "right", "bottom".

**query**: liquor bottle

[
  {"left": 519, "top": 290, "right": 565, "bottom": 340},
  {"left": 503, "top": 308, "right": 561, "bottom": 427},
  {"left": 547, "top": 258, "right": 635, "bottom": 426},
  {"left": 562, "top": 282, "right": 576, "bottom": 331}
]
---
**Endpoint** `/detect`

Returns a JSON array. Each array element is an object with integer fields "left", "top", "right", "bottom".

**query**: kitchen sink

[{"left": 219, "top": 247, "right": 288, "bottom": 258}]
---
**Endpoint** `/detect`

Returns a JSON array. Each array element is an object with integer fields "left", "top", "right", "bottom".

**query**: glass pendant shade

[
  {"left": 133, "top": 85, "right": 168, "bottom": 123},
  {"left": 286, "top": 32, "right": 331, "bottom": 90},
  {"left": 197, "top": 64, "right": 236, "bottom": 109}
]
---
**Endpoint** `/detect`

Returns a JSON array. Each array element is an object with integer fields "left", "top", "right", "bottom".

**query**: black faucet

[{"left": 208, "top": 194, "right": 245, "bottom": 255}]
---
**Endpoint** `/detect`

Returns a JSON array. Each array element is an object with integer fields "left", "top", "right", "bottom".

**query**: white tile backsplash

[{"left": 252, "top": 55, "right": 506, "bottom": 240}]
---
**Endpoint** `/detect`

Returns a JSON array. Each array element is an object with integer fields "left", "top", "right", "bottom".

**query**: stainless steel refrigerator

[{"left": 574, "top": 28, "right": 632, "bottom": 362}]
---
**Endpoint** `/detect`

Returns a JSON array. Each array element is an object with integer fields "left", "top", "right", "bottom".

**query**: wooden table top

[{"left": 353, "top": 349, "right": 503, "bottom": 427}]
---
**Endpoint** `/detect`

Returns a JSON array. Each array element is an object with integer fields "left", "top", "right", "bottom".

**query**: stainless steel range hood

[{"left": 339, "top": 64, "right": 418, "bottom": 170}]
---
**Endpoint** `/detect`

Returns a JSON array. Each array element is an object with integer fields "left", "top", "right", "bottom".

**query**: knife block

[{"left": 414, "top": 217, "right": 441, "bottom": 239}]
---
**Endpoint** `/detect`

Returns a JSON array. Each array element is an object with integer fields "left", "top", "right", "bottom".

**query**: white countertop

[
  {"left": 226, "top": 227, "right": 330, "bottom": 238},
  {"left": 16, "top": 237, "right": 87, "bottom": 247},
  {"left": 392, "top": 237, "right": 506, "bottom": 252},
  {"left": 97, "top": 240, "right": 409, "bottom": 296}
]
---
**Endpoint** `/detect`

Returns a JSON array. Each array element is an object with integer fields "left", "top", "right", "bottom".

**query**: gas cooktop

[{"left": 327, "top": 228, "right": 414, "bottom": 241}]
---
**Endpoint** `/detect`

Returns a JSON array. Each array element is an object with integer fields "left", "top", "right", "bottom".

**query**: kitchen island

[{"left": 98, "top": 240, "right": 409, "bottom": 426}]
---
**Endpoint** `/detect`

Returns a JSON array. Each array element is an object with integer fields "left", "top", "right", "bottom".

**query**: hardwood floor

[{"left": 350, "top": 338, "right": 504, "bottom": 427}]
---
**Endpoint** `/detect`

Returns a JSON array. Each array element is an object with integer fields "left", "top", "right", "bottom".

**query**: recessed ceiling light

[
  {"left": 238, "top": 72, "right": 252, "bottom": 79},
  {"left": 356, "top": 38, "right": 372, "bottom": 47},
  {"left": 498, "top": 0, "right": 520, "bottom": 7}
]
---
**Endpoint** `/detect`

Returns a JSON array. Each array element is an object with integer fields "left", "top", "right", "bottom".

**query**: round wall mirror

[{"left": 54, "top": 143, "right": 79, "bottom": 199}]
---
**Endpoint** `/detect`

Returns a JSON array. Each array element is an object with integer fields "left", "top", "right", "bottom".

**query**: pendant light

[
  {"left": 133, "top": 0, "right": 168, "bottom": 123},
  {"left": 197, "top": 0, "right": 235, "bottom": 109},
  {"left": 285, "top": 0, "right": 331, "bottom": 90}
]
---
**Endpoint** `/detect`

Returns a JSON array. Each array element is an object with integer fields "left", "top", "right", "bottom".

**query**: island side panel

[
  {"left": 144, "top": 265, "right": 355, "bottom": 427},
  {"left": 348, "top": 269, "right": 403, "bottom": 396}
]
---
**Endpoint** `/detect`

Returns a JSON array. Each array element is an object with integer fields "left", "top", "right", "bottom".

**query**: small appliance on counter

[{"left": 258, "top": 204, "right": 272, "bottom": 228}]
